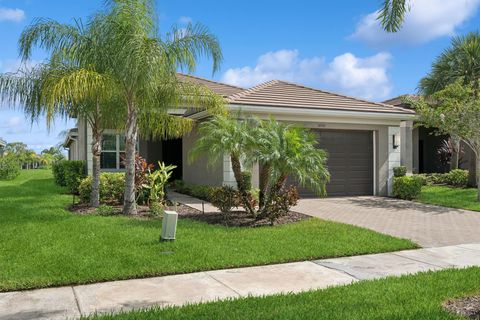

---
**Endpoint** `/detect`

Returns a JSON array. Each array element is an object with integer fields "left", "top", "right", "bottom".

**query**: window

[{"left": 100, "top": 133, "right": 137, "bottom": 170}]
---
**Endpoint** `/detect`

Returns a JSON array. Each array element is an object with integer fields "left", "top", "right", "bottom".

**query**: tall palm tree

[
  {"left": 11, "top": 0, "right": 224, "bottom": 214},
  {"left": 378, "top": 0, "right": 410, "bottom": 32},
  {"left": 0, "top": 55, "right": 119, "bottom": 207}
]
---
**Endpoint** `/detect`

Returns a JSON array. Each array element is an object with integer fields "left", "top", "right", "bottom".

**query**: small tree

[
  {"left": 410, "top": 80, "right": 480, "bottom": 200},
  {"left": 191, "top": 115, "right": 330, "bottom": 221}
]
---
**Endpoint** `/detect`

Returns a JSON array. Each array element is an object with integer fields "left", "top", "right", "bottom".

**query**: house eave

[{"left": 187, "top": 104, "right": 417, "bottom": 122}]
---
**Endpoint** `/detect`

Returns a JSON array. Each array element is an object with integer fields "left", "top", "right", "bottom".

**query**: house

[
  {"left": 0, "top": 138, "right": 6, "bottom": 156},
  {"left": 64, "top": 74, "right": 415, "bottom": 197},
  {"left": 384, "top": 95, "right": 475, "bottom": 175}
]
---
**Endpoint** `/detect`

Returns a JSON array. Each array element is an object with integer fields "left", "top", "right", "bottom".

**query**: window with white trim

[{"left": 101, "top": 132, "right": 143, "bottom": 170}]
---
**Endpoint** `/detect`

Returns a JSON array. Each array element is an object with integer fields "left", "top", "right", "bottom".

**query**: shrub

[
  {"left": 173, "top": 180, "right": 214, "bottom": 202},
  {"left": 393, "top": 176, "right": 423, "bottom": 200},
  {"left": 144, "top": 162, "right": 176, "bottom": 206},
  {"left": 52, "top": 160, "right": 67, "bottom": 186},
  {"left": 0, "top": 155, "right": 20, "bottom": 180},
  {"left": 393, "top": 166, "right": 407, "bottom": 177},
  {"left": 149, "top": 202, "right": 164, "bottom": 216},
  {"left": 95, "top": 205, "right": 118, "bottom": 216},
  {"left": 445, "top": 169, "right": 469, "bottom": 187},
  {"left": 413, "top": 170, "right": 469, "bottom": 188},
  {"left": 52, "top": 160, "right": 86, "bottom": 193},
  {"left": 210, "top": 185, "right": 241, "bottom": 221},
  {"left": 79, "top": 173, "right": 125, "bottom": 205},
  {"left": 63, "top": 161, "right": 87, "bottom": 194},
  {"left": 265, "top": 186, "right": 300, "bottom": 225}
]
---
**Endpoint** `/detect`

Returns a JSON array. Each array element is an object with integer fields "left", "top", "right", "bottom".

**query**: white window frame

[{"left": 100, "top": 131, "right": 139, "bottom": 171}]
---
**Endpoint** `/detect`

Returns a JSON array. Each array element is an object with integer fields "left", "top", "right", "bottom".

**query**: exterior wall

[
  {"left": 182, "top": 125, "right": 223, "bottom": 186},
  {"left": 400, "top": 121, "right": 413, "bottom": 174},
  {"left": 388, "top": 126, "right": 401, "bottom": 195},
  {"left": 77, "top": 118, "right": 88, "bottom": 162}
]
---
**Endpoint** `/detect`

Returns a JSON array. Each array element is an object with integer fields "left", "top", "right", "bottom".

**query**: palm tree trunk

[
  {"left": 230, "top": 155, "right": 255, "bottom": 216},
  {"left": 123, "top": 100, "right": 138, "bottom": 215},
  {"left": 258, "top": 173, "right": 288, "bottom": 219},
  {"left": 91, "top": 127, "right": 102, "bottom": 208},
  {"left": 258, "top": 163, "right": 271, "bottom": 210}
]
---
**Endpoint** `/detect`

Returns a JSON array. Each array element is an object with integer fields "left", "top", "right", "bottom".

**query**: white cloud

[
  {"left": 351, "top": 0, "right": 480, "bottom": 46},
  {"left": 0, "top": 116, "right": 24, "bottom": 134},
  {"left": 222, "top": 49, "right": 392, "bottom": 101},
  {"left": 0, "top": 7, "right": 25, "bottom": 22},
  {"left": 322, "top": 52, "right": 392, "bottom": 101},
  {"left": 222, "top": 50, "right": 324, "bottom": 88},
  {"left": 178, "top": 16, "right": 192, "bottom": 25}
]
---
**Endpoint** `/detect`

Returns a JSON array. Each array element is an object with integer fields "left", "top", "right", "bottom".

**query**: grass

[
  {"left": 0, "top": 170, "right": 416, "bottom": 292},
  {"left": 418, "top": 185, "right": 480, "bottom": 211},
  {"left": 87, "top": 267, "right": 480, "bottom": 320}
]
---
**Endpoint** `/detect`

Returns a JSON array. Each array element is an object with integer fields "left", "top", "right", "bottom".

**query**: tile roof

[
  {"left": 227, "top": 80, "right": 415, "bottom": 115},
  {"left": 177, "top": 73, "right": 245, "bottom": 97},
  {"left": 383, "top": 94, "right": 419, "bottom": 109}
]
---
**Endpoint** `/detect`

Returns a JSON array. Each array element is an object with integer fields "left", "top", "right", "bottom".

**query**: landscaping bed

[
  {"left": 86, "top": 267, "right": 480, "bottom": 320},
  {"left": 444, "top": 295, "right": 480, "bottom": 319},
  {"left": 0, "top": 170, "right": 417, "bottom": 292}
]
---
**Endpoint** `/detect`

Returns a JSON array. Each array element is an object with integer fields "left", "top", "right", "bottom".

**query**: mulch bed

[
  {"left": 69, "top": 202, "right": 309, "bottom": 227},
  {"left": 176, "top": 205, "right": 310, "bottom": 227},
  {"left": 444, "top": 295, "right": 480, "bottom": 319}
]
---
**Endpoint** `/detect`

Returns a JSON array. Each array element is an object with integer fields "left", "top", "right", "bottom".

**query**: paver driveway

[{"left": 294, "top": 197, "right": 480, "bottom": 247}]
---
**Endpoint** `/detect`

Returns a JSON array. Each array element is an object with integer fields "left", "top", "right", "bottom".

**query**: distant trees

[{"left": 2, "top": 143, "right": 64, "bottom": 169}]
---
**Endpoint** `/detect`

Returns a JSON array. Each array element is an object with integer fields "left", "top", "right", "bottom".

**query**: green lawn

[
  {"left": 0, "top": 170, "right": 416, "bottom": 292},
  {"left": 88, "top": 267, "right": 480, "bottom": 320},
  {"left": 418, "top": 185, "right": 480, "bottom": 211}
]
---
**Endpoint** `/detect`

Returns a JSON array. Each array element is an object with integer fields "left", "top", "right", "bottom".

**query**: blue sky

[{"left": 1, "top": 0, "right": 480, "bottom": 152}]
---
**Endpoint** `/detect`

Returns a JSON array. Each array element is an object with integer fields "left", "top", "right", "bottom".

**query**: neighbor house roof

[
  {"left": 383, "top": 94, "right": 419, "bottom": 109},
  {"left": 63, "top": 128, "right": 78, "bottom": 148},
  {"left": 227, "top": 80, "right": 415, "bottom": 115},
  {"left": 0, "top": 138, "right": 6, "bottom": 147},
  {"left": 177, "top": 73, "right": 245, "bottom": 97}
]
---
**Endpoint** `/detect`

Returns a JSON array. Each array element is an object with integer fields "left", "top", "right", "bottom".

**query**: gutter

[{"left": 187, "top": 104, "right": 417, "bottom": 121}]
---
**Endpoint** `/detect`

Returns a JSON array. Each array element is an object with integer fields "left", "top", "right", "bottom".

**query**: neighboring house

[
  {"left": 384, "top": 95, "right": 474, "bottom": 174},
  {"left": 64, "top": 74, "right": 415, "bottom": 197},
  {"left": 0, "top": 138, "right": 6, "bottom": 156}
]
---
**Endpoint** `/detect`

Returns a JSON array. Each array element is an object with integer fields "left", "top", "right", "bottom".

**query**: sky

[{"left": 1, "top": 0, "right": 480, "bottom": 152}]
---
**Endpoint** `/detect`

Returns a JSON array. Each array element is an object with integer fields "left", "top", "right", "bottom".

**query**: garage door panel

[{"left": 290, "top": 130, "right": 374, "bottom": 197}]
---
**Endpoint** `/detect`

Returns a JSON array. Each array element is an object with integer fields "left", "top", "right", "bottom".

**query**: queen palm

[
  {"left": 0, "top": 46, "right": 121, "bottom": 207},
  {"left": 14, "top": 0, "right": 224, "bottom": 214}
]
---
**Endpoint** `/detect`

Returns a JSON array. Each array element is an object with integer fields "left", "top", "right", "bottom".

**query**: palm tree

[
  {"left": 191, "top": 115, "right": 330, "bottom": 217},
  {"left": 10, "top": 0, "right": 224, "bottom": 214},
  {"left": 248, "top": 119, "right": 330, "bottom": 217},
  {"left": 418, "top": 32, "right": 480, "bottom": 185},
  {"left": 0, "top": 54, "right": 119, "bottom": 207},
  {"left": 189, "top": 115, "right": 256, "bottom": 216},
  {"left": 378, "top": 0, "right": 410, "bottom": 32}
]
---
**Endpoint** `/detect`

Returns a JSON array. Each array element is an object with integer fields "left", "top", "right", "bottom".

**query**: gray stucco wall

[{"left": 182, "top": 125, "right": 223, "bottom": 186}]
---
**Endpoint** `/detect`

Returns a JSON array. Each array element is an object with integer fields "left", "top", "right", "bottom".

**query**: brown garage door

[{"left": 291, "top": 130, "right": 374, "bottom": 197}]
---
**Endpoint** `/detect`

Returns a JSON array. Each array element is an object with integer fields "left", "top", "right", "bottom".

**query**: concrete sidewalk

[{"left": 2, "top": 243, "right": 480, "bottom": 320}]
